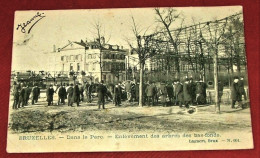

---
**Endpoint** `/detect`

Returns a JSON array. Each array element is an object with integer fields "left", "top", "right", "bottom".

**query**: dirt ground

[{"left": 8, "top": 93, "right": 252, "bottom": 134}]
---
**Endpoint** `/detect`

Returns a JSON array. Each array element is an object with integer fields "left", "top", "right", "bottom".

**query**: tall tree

[
  {"left": 201, "top": 19, "right": 228, "bottom": 113},
  {"left": 154, "top": 8, "right": 183, "bottom": 79},
  {"left": 126, "top": 16, "right": 158, "bottom": 107},
  {"left": 91, "top": 21, "right": 111, "bottom": 82}
]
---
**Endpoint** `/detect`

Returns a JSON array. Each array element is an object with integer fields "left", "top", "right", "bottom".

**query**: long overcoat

[
  {"left": 231, "top": 82, "right": 242, "bottom": 101},
  {"left": 183, "top": 83, "right": 192, "bottom": 102},
  {"left": 97, "top": 84, "right": 107, "bottom": 104},
  {"left": 72, "top": 85, "right": 80, "bottom": 102},
  {"left": 175, "top": 83, "right": 184, "bottom": 102},
  {"left": 46, "top": 87, "right": 54, "bottom": 102}
]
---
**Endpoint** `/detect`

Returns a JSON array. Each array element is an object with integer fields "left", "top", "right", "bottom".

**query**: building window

[
  {"left": 108, "top": 74, "right": 111, "bottom": 82},
  {"left": 75, "top": 55, "right": 78, "bottom": 60},
  {"left": 70, "top": 63, "right": 73, "bottom": 71},
  {"left": 103, "top": 62, "right": 106, "bottom": 71},
  {"left": 103, "top": 53, "right": 108, "bottom": 59},
  {"left": 88, "top": 54, "right": 91, "bottom": 59},
  {"left": 103, "top": 74, "right": 106, "bottom": 81},
  {"left": 117, "top": 63, "right": 120, "bottom": 70},
  {"left": 70, "top": 55, "right": 74, "bottom": 61},
  {"left": 107, "top": 62, "right": 111, "bottom": 71},
  {"left": 111, "top": 63, "right": 114, "bottom": 70},
  {"left": 77, "top": 63, "right": 80, "bottom": 71},
  {"left": 61, "top": 56, "right": 64, "bottom": 61},
  {"left": 121, "top": 63, "right": 125, "bottom": 70}
]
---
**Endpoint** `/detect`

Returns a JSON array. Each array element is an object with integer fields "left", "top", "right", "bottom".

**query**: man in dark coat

[
  {"left": 58, "top": 84, "right": 67, "bottom": 105},
  {"left": 231, "top": 77, "right": 242, "bottom": 109},
  {"left": 218, "top": 80, "right": 224, "bottom": 103},
  {"left": 24, "top": 85, "right": 31, "bottom": 106},
  {"left": 189, "top": 78, "right": 197, "bottom": 104},
  {"left": 145, "top": 82, "right": 155, "bottom": 106},
  {"left": 114, "top": 83, "right": 122, "bottom": 106},
  {"left": 31, "top": 84, "right": 40, "bottom": 105},
  {"left": 159, "top": 82, "right": 168, "bottom": 107},
  {"left": 238, "top": 77, "right": 247, "bottom": 101},
  {"left": 79, "top": 83, "right": 84, "bottom": 102},
  {"left": 125, "top": 81, "right": 132, "bottom": 102},
  {"left": 173, "top": 80, "right": 177, "bottom": 105},
  {"left": 196, "top": 79, "right": 207, "bottom": 105},
  {"left": 72, "top": 83, "right": 80, "bottom": 107},
  {"left": 12, "top": 82, "right": 20, "bottom": 109},
  {"left": 166, "top": 83, "right": 174, "bottom": 105},
  {"left": 183, "top": 78, "right": 192, "bottom": 108},
  {"left": 85, "top": 82, "right": 93, "bottom": 103},
  {"left": 175, "top": 80, "right": 184, "bottom": 107},
  {"left": 97, "top": 80, "right": 107, "bottom": 109},
  {"left": 18, "top": 84, "right": 26, "bottom": 108},
  {"left": 67, "top": 84, "right": 74, "bottom": 106},
  {"left": 131, "top": 83, "right": 136, "bottom": 102},
  {"left": 46, "top": 85, "right": 55, "bottom": 106},
  {"left": 153, "top": 82, "right": 159, "bottom": 105}
]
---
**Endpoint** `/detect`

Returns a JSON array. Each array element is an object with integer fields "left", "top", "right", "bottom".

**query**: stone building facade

[{"left": 51, "top": 40, "right": 127, "bottom": 83}]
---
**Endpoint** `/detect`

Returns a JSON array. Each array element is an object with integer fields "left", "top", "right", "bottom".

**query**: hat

[{"left": 233, "top": 76, "right": 239, "bottom": 79}]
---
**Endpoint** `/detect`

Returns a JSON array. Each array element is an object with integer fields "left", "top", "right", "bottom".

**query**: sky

[{"left": 12, "top": 6, "right": 243, "bottom": 71}]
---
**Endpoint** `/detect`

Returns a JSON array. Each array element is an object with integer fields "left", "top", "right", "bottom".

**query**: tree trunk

[
  {"left": 199, "top": 42, "right": 206, "bottom": 82},
  {"left": 174, "top": 45, "right": 180, "bottom": 79},
  {"left": 100, "top": 50, "right": 103, "bottom": 82},
  {"left": 214, "top": 52, "right": 220, "bottom": 113},
  {"left": 230, "top": 46, "right": 234, "bottom": 82},
  {"left": 139, "top": 63, "right": 144, "bottom": 107}
]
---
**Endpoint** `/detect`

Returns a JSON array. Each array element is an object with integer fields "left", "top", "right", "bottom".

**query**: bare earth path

[{"left": 8, "top": 96, "right": 252, "bottom": 134}]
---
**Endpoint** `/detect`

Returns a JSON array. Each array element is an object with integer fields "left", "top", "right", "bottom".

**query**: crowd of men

[
  {"left": 122, "top": 78, "right": 209, "bottom": 108},
  {"left": 11, "top": 76, "right": 247, "bottom": 110},
  {"left": 12, "top": 82, "right": 41, "bottom": 109}
]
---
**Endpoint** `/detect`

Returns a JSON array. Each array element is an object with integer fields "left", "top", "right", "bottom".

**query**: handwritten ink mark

[
  {"left": 16, "top": 12, "right": 46, "bottom": 34},
  {"left": 28, "top": 16, "right": 45, "bottom": 34}
]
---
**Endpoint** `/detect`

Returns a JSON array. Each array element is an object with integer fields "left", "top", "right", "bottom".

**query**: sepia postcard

[{"left": 7, "top": 6, "right": 253, "bottom": 153}]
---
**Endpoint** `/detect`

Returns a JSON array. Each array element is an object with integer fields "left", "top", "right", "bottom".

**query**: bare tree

[
  {"left": 222, "top": 15, "right": 244, "bottom": 78},
  {"left": 125, "top": 16, "right": 158, "bottom": 107},
  {"left": 90, "top": 20, "right": 111, "bottom": 82},
  {"left": 200, "top": 19, "right": 228, "bottom": 113},
  {"left": 154, "top": 8, "right": 183, "bottom": 79}
]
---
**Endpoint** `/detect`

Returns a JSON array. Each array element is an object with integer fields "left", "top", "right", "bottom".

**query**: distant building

[{"left": 51, "top": 39, "right": 127, "bottom": 83}]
